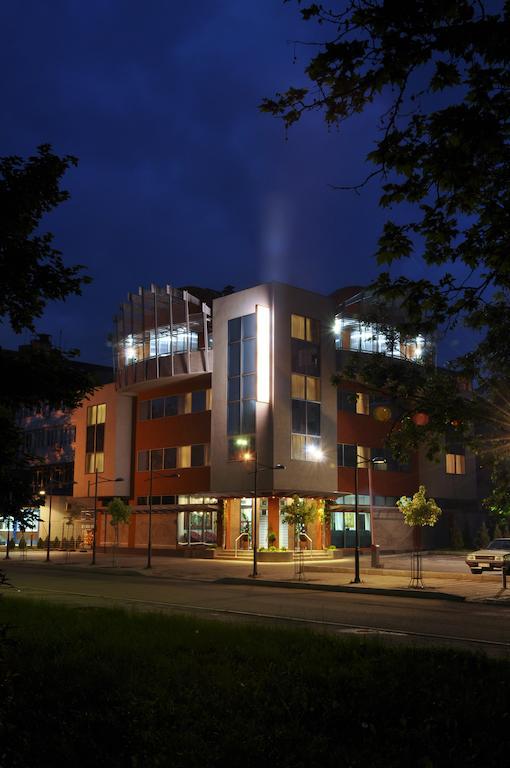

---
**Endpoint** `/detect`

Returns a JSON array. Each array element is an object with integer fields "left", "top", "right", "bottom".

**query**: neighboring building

[{"left": 7, "top": 334, "right": 113, "bottom": 546}]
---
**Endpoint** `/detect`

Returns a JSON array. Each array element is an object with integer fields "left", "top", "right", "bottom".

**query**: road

[{"left": 2, "top": 562, "right": 509, "bottom": 658}]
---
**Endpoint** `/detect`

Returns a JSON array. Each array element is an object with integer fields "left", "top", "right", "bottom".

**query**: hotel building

[{"left": 63, "top": 280, "right": 479, "bottom": 554}]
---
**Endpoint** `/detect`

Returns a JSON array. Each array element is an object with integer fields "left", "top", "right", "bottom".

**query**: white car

[{"left": 465, "top": 538, "right": 510, "bottom": 574}]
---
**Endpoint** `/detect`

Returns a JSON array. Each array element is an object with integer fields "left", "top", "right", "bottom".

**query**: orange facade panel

[
  {"left": 337, "top": 467, "right": 419, "bottom": 497},
  {"left": 136, "top": 412, "right": 211, "bottom": 451},
  {"left": 134, "top": 467, "right": 210, "bottom": 500}
]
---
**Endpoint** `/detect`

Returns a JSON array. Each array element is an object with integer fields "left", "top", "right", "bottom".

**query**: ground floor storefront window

[
  {"left": 330, "top": 510, "right": 371, "bottom": 548},
  {"left": 178, "top": 510, "right": 217, "bottom": 544}
]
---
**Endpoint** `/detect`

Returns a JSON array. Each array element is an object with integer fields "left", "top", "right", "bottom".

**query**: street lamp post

[
  {"left": 240, "top": 447, "right": 285, "bottom": 578},
  {"left": 145, "top": 467, "right": 180, "bottom": 569},
  {"left": 352, "top": 455, "right": 386, "bottom": 584},
  {"left": 88, "top": 470, "right": 124, "bottom": 565},
  {"left": 39, "top": 488, "right": 54, "bottom": 563}
]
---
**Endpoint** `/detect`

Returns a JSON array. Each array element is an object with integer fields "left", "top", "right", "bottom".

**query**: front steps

[{"left": 215, "top": 549, "right": 334, "bottom": 561}]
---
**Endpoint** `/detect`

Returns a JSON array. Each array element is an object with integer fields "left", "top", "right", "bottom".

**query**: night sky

[{"left": 1, "top": 1, "right": 462, "bottom": 366}]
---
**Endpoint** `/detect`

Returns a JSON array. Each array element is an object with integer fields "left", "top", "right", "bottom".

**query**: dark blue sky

[{"left": 0, "top": 0, "right": 462, "bottom": 365}]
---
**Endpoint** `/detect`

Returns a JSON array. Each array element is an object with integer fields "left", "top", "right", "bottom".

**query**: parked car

[{"left": 465, "top": 538, "right": 510, "bottom": 574}]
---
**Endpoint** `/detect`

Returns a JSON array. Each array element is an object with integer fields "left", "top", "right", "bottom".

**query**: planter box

[{"left": 257, "top": 551, "right": 293, "bottom": 562}]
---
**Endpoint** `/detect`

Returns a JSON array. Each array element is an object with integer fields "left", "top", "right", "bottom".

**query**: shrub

[
  {"left": 52, "top": 537, "right": 60, "bottom": 549},
  {"left": 37, "top": 538, "right": 45, "bottom": 549},
  {"left": 7, "top": 539, "right": 15, "bottom": 550},
  {"left": 327, "top": 545, "right": 337, "bottom": 550},
  {"left": 18, "top": 538, "right": 27, "bottom": 550}
]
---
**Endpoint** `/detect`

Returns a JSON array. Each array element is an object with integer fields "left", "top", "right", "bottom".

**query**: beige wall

[
  {"left": 210, "top": 282, "right": 338, "bottom": 498},
  {"left": 418, "top": 447, "right": 477, "bottom": 501},
  {"left": 72, "top": 382, "right": 133, "bottom": 502}
]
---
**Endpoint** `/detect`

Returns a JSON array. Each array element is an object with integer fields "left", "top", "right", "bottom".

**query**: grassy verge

[{"left": 1, "top": 597, "right": 508, "bottom": 767}]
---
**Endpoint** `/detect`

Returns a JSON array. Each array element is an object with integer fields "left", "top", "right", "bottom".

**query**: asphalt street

[{"left": 2, "top": 561, "right": 509, "bottom": 658}]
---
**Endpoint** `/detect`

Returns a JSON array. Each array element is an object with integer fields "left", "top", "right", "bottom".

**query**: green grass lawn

[{"left": 1, "top": 597, "right": 508, "bottom": 767}]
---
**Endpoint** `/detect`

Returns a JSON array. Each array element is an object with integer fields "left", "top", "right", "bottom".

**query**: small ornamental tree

[
  {"left": 281, "top": 495, "right": 318, "bottom": 550},
  {"left": 107, "top": 498, "right": 131, "bottom": 553},
  {"left": 397, "top": 485, "right": 442, "bottom": 549}
]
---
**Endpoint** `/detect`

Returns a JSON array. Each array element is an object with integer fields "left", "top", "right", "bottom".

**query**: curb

[{"left": 215, "top": 577, "right": 466, "bottom": 602}]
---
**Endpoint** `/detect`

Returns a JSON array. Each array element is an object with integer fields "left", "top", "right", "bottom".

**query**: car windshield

[{"left": 486, "top": 540, "right": 510, "bottom": 550}]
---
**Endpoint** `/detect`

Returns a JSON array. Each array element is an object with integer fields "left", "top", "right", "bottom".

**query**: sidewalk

[{"left": 3, "top": 548, "right": 510, "bottom": 604}]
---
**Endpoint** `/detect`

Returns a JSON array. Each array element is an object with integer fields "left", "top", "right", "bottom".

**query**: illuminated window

[
  {"left": 86, "top": 404, "right": 106, "bottom": 474},
  {"left": 356, "top": 393, "right": 370, "bottom": 415},
  {"left": 178, "top": 445, "right": 191, "bottom": 468},
  {"left": 291, "top": 314, "right": 319, "bottom": 343},
  {"left": 227, "top": 314, "right": 256, "bottom": 457},
  {"left": 446, "top": 453, "right": 465, "bottom": 474}
]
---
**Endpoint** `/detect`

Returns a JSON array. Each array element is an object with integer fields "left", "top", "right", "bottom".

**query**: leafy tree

[
  {"left": 397, "top": 485, "right": 442, "bottom": 549},
  {"left": 281, "top": 495, "right": 318, "bottom": 549},
  {"left": 108, "top": 497, "right": 131, "bottom": 561},
  {"left": 262, "top": 1, "right": 510, "bottom": 463},
  {"left": 0, "top": 145, "right": 96, "bottom": 525}
]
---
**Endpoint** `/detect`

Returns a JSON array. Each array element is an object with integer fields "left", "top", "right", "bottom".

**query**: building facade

[{"left": 14, "top": 282, "right": 480, "bottom": 553}]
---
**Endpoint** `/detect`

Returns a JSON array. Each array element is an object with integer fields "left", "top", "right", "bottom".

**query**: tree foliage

[
  {"left": 281, "top": 495, "right": 318, "bottom": 547},
  {"left": 0, "top": 146, "right": 97, "bottom": 525},
  {"left": 0, "top": 144, "right": 90, "bottom": 332},
  {"left": 397, "top": 485, "right": 442, "bottom": 528},
  {"left": 263, "top": 1, "right": 510, "bottom": 465},
  {"left": 107, "top": 497, "right": 131, "bottom": 528}
]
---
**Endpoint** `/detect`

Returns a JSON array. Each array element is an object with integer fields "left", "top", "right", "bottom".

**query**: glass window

[
  {"left": 228, "top": 317, "right": 241, "bottom": 343},
  {"left": 191, "top": 444, "right": 205, "bottom": 467},
  {"left": 292, "top": 400, "right": 307, "bottom": 434},
  {"left": 139, "top": 400, "right": 150, "bottom": 420},
  {"left": 242, "top": 374, "right": 256, "bottom": 400},
  {"left": 85, "top": 453, "right": 95, "bottom": 473},
  {"left": 178, "top": 445, "right": 191, "bottom": 468},
  {"left": 291, "top": 374, "right": 306, "bottom": 400},
  {"left": 87, "top": 405, "right": 97, "bottom": 426},
  {"left": 95, "top": 452, "right": 104, "bottom": 473},
  {"left": 227, "top": 402, "right": 240, "bottom": 435},
  {"left": 291, "top": 433, "right": 306, "bottom": 460},
  {"left": 241, "top": 399, "right": 256, "bottom": 434},
  {"left": 228, "top": 343, "right": 241, "bottom": 377},
  {"left": 242, "top": 338, "right": 256, "bottom": 373},
  {"left": 151, "top": 398, "right": 165, "bottom": 419},
  {"left": 228, "top": 377, "right": 240, "bottom": 402},
  {"left": 291, "top": 314, "right": 305, "bottom": 340},
  {"left": 242, "top": 313, "right": 256, "bottom": 339},
  {"left": 162, "top": 496, "right": 175, "bottom": 505},
  {"left": 338, "top": 444, "right": 357, "bottom": 468},
  {"left": 228, "top": 435, "right": 255, "bottom": 461},
  {"left": 95, "top": 422, "right": 105, "bottom": 452},
  {"left": 86, "top": 425, "right": 95, "bottom": 453},
  {"left": 306, "top": 317, "right": 320, "bottom": 343},
  {"left": 356, "top": 393, "right": 370, "bottom": 416},
  {"left": 164, "top": 447, "right": 177, "bottom": 469},
  {"left": 151, "top": 449, "right": 163, "bottom": 471},
  {"left": 182, "top": 392, "right": 192, "bottom": 414},
  {"left": 357, "top": 446, "right": 371, "bottom": 466},
  {"left": 306, "top": 402, "right": 321, "bottom": 436},
  {"left": 306, "top": 376, "right": 320, "bottom": 402},
  {"left": 291, "top": 340, "right": 320, "bottom": 376},
  {"left": 165, "top": 396, "right": 179, "bottom": 416},
  {"left": 339, "top": 390, "right": 356, "bottom": 413},
  {"left": 446, "top": 453, "right": 465, "bottom": 474},
  {"left": 192, "top": 390, "right": 206, "bottom": 413},
  {"left": 97, "top": 404, "right": 106, "bottom": 424}
]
